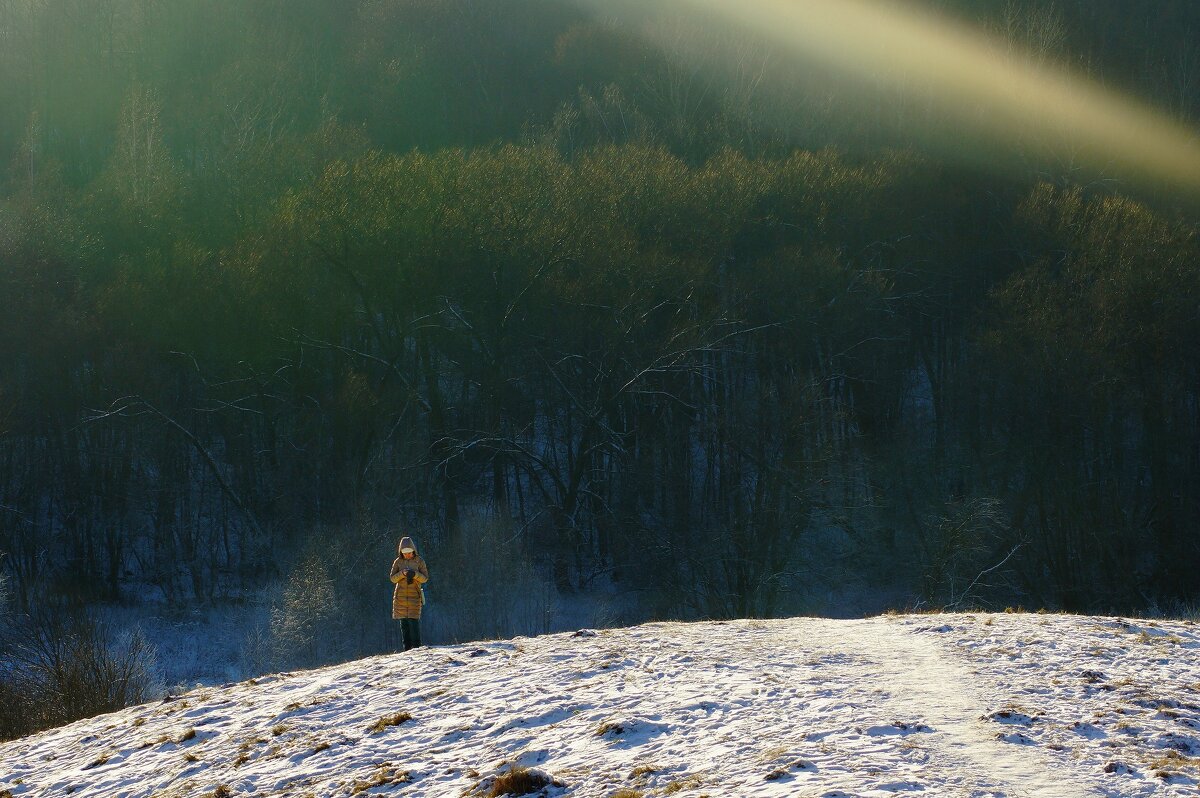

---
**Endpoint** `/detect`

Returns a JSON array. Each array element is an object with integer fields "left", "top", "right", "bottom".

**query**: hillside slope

[{"left": 1, "top": 614, "right": 1198, "bottom": 797}]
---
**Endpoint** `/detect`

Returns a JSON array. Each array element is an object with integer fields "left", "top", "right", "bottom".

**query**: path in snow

[{"left": 844, "top": 618, "right": 1101, "bottom": 798}]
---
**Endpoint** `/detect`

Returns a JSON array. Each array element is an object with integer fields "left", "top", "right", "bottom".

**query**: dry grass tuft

[
  {"left": 596, "top": 721, "right": 625, "bottom": 737},
  {"left": 1146, "top": 750, "right": 1200, "bottom": 772},
  {"left": 350, "top": 765, "right": 412, "bottom": 795},
  {"left": 662, "top": 774, "right": 703, "bottom": 794},
  {"left": 627, "top": 764, "right": 657, "bottom": 781},
  {"left": 487, "top": 766, "right": 554, "bottom": 797},
  {"left": 369, "top": 712, "right": 413, "bottom": 733}
]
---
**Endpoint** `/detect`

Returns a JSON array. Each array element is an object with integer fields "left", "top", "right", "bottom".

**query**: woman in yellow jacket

[{"left": 389, "top": 536, "right": 429, "bottom": 650}]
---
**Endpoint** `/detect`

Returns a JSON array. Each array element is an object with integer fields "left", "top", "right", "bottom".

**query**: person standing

[{"left": 389, "top": 536, "right": 429, "bottom": 651}]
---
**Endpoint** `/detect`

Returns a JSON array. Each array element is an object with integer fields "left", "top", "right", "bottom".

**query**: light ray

[{"left": 576, "top": 0, "right": 1200, "bottom": 192}]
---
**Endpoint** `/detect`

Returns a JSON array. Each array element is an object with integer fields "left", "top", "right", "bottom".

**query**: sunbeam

[{"left": 576, "top": 0, "right": 1200, "bottom": 192}]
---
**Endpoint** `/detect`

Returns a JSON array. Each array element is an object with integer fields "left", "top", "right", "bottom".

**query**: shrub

[
  {"left": 262, "top": 522, "right": 396, "bottom": 672},
  {"left": 0, "top": 608, "right": 156, "bottom": 740},
  {"left": 269, "top": 554, "right": 340, "bottom": 670}
]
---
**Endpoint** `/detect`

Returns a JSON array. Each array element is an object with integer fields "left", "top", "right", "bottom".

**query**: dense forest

[{"left": 1, "top": 0, "right": 1198, "bottom": 698}]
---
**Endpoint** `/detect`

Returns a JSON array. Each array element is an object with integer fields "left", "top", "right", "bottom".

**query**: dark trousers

[{"left": 400, "top": 617, "right": 422, "bottom": 651}]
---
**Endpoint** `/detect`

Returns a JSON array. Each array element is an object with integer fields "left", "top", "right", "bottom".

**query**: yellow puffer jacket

[{"left": 389, "top": 536, "right": 429, "bottom": 619}]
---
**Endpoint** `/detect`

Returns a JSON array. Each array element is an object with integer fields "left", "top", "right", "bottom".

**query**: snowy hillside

[{"left": 2, "top": 613, "right": 1198, "bottom": 798}]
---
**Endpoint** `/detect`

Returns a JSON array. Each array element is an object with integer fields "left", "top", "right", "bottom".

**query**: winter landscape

[
  {"left": 3, "top": 613, "right": 1199, "bottom": 797},
  {"left": 3, "top": 0, "right": 1200, "bottom": 795}
]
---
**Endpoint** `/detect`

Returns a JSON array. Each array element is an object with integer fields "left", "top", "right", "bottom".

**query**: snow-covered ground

[
  {"left": 103, "top": 602, "right": 270, "bottom": 690},
  {"left": 2, "top": 613, "right": 1198, "bottom": 797}
]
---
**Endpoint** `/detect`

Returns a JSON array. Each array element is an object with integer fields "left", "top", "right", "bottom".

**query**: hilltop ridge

[{"left": 2, "top": 614, "right": 1198, "bottom": 797}]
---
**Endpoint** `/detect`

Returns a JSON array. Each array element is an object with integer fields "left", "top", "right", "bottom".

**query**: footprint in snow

[
  {"left": 1068, "top": 721, "right": 1106, "bottom": 739},
  {"left": 995, "top": 731, "right": 1038, "bottom": 745},
  {"left": 763, "top": 758, "right": 816, "bottom": 780},
  {"left": 874, "top": 781, "right": 927, "bottom": 792},
  {"left": 1100, "top": 760, "right": 1136, "bottom": 776},
  {"left": 985, "top": 710, "right": 1038, "bottom": 726},
  {"left": 595, "top": 718, "right": 670, "bottom": 743},
  {"left": 860, "top": 721, "right": 933, "bottom": 736},
  {"left": 511, "top": 748, "right": 552, "bottom": 767},
  {"left": 1154, "top": 732, "right": 1200, "bottom": 755}
]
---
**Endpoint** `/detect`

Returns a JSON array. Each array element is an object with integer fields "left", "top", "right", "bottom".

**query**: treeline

[{"left": 0, "top": 0, "right": 1198, "bottom": 628}]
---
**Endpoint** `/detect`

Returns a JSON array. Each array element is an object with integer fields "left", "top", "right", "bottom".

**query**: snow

[
  {"left": 2, "top": 613, "right": 1198, "bottom": 797},
  {"left": 101, "top": 602, "right": 270, "bottom": 689}
]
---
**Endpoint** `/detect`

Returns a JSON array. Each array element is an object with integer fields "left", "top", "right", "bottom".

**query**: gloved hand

[{"left": 404, "top": 569, "right": 415, "bottom": 584}]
